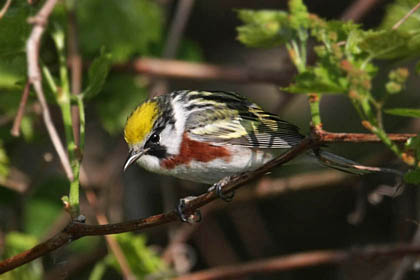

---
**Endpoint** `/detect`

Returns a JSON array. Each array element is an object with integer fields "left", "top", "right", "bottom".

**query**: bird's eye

[{"left": 150, "top": 133, "right": 160, "bottom": 143}]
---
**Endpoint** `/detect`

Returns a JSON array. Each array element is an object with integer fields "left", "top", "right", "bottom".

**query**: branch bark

[
  {"left": 317, "top": 130, "right": 416, "bottom": 143},
  {"left": 11, "top": 81, "right": 30, "bottom": 137}
]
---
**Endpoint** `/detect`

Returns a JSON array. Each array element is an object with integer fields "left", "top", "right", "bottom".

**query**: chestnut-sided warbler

[{"left": 123, "top": 90, "right": 370, "bottom": 185}]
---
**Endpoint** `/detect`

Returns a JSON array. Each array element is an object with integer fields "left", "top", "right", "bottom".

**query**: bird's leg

[
  {"left": 74, "top": 214, "right": 86, "bottom": 223},
  {"left": 208, "top": 176, "right": 235, "bottom": 202},
  {"left": 176, "top": 196, "right": 202, "bottom": 223}
]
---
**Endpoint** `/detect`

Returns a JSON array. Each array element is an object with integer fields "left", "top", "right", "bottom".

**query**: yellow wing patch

[{"left": 124, "top": 101, "right": 158, "bottom": 145}]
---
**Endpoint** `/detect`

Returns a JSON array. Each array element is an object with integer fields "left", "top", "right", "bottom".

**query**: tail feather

[{"left": 313, "top": 150, "right": 403, "bottom": 176}]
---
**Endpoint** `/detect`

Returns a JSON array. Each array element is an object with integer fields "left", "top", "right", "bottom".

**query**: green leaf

[
  {"left": 236, "top": 10, "right": 292, "bottom": 48},
  {"left": 96, "top": 74, "right": 148, "bottom": 134},
  {"left": 406, "top": 135, "right": 420, "bottom": 160},
  {"left": 385, "top": 108, "right": 420, "bottom": 118},
  {"left": 0, "top": 2, "right": 33, "bottom": 56},
  {"left": 283, "top": 68, "right": 347, "bottom": 94},
  {"left": 24, "top": 199, "right": 62, "bottom": 238},
  {"left": 0, "top": 140, "right": 10, "bottom": 179},
  {"left": 0, "top": 55, "right": 27, "bottom": 90},
  {"left": 5, "top": 232, "right": 38, "bottom": 256},
  {"left": 381, "top": 0, "right": 420, "bottom": 32},
  {"left": 77, "top": 0, "right": 164, "bottom": 63},
  {"left": 289, "top": 0, "right": 310, "bottom": 30},
  {"left": 404, "top": 169, "right": 420, "bottom": 184},
  {"left": 23, "top": 177, "right": 68, "bottom": 238},
  {"left": 106, "top": 233, "right": 169, "bottom": 278},
  {"left": 83, "top": 50, "right": 112, "bottom": 99},
  {"left": 89, "top": 259, "right": 108, "bottom": 280},
  {"left": 359, "top": 29, "right": 420, "bottom": 59}
]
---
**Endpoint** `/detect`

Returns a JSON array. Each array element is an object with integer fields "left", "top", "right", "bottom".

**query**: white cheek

[
  {"left": 159, "top": 96, "right": 186, "bottom": 155},
  {"left": 160, "top": 125, "right": 182, "bottom": 155}
]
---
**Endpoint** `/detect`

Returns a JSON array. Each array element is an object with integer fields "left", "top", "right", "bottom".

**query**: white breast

[{"left": 149, "top": 146, "right": 281, "bottom": 184}]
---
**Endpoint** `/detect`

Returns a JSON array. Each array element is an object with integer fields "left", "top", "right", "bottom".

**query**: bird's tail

[{"left": 312, "top": 150, "right": 402, "bottom": 176}]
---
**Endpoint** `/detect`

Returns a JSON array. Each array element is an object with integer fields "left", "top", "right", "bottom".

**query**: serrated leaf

[
  {"left": 83, "top": 51, "right": 111, "bottom": 99},
  {"left": 236, "top": 10, "right": 292, "bottom": 48},
  {"left": 359, "top": 29, "right": 420, "bottom": 59},
  {"left": 385, "top": 108, "right": 420, "bottom": 118},
  {"left": 404, "top": 169, "right": 420, "bottom": 184},
  {"left": 381, "top": 0, "right": 420, "bottom": 32}
]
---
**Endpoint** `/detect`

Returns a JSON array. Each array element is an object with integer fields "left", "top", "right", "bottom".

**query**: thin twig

[
  {"left": 0, "top": 0, "right": 12, "bottom": 19},
  {"left": 173, "top": 244, "right": 420, "bottom": 280},
  {"left": 67, "top": 5, "right": 82, "bottom": 147},
  {"left": 392, "top": 1, "right": 420, "bottom": 30},
  {"left": 0, "top": 137, "right": 316, "bottom": 274},
  {"left": 26, "top": 0, "right": 74, "bottom": 180},
  {"left": 162, "top": 0, "right": 194, "bottom": 58},
  {"left": 85, "top": 190, "right": 136, "bottom": 280},
  {"left": 0, "top": 168, "right": 30, "bottom": 193},
  {"left": 150, "top": 0, "right": 195, "bottom": 97},
  {"left": 340, "top": 0, "right": 380, "bottom": 21},
  {"left": 11, "top": 81, "right": 31, "bottom": 137},
  {"left": 118, "top": 58, "right": 291, "bottom": 85},
  {"left": 317, "top": 130, "right": 416, "bottom": 143}
]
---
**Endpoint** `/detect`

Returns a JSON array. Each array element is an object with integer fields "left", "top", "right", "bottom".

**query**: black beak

[{"left": 123, "top": 149, "right": 147, "bottom": 171}]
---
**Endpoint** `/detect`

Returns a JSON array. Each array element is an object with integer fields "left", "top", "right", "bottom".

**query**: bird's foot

[{"left": 176, "top": 196, "right": 202, "bottom": 223}]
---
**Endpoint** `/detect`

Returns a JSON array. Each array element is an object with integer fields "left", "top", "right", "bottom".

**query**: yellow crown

[{"left": 124, "top": 101, "right": 158, "bottom": 145}]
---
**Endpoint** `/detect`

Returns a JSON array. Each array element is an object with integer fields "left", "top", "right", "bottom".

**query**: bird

[{"left": 123, "top": 90, "right": 373, "bottom": 185}]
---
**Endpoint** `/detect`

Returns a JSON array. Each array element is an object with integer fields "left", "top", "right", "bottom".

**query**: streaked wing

[{"left": 183, "top": 91, "right": 304, "bottom": 149}]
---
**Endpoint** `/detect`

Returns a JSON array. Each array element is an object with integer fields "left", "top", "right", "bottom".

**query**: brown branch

[
  {"left": 317, "top": 130, "right": 416, "bottom": 143},
  {"left": 150, "top": 0, "right": 195, "bottom": 99},
  {"left": 340, "top": 0, "right": 380, "bottom": 21},
  {"left": 0, "top": 0, "right": 12, "bottom": 19},
  {"left": 173, "top": 244, "right": 420, "bottom": 280},
  {"left": 162, "top": 0, "right": 195, "bottom": 59},
  {"left": 10, "top": 81, "right": 31, "bottom": 137},
  {"left": 26, "top": 0, "right": 74, "bottom": 180},
  {"left": 0, "top": 137, "right": 317, "bottom": 274},
  {"left": 0, "top": 168, "right": 30, "bottom": 193},
  {"left": 116, "top": 58, "right": 291, "bottom": 86}
]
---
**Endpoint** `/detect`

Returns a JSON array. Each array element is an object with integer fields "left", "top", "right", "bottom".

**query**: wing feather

[{"left": 184, "top": 91, "right": 304, "bottom": 149}]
